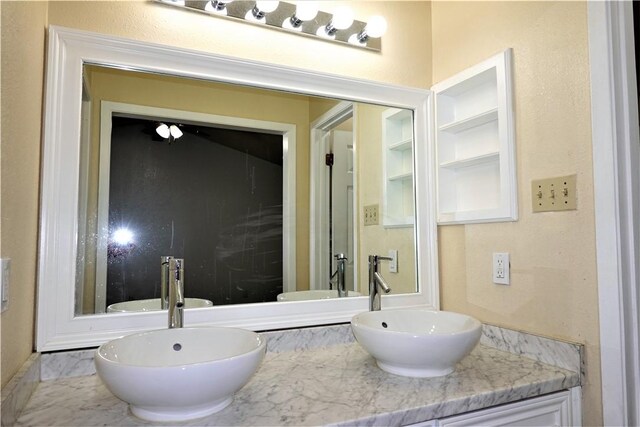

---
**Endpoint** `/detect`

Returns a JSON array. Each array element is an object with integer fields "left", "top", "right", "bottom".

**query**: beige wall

[
  {"left": 358, "top": 104, "right": 416, "bottom": 294},
  {"left": 0, "top": 1, "right": 48, "bottom": 388},
  {"left": 432, "top": 2, "right": 601, "bottom": 425}
]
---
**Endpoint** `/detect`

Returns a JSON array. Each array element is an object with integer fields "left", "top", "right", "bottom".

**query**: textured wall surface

[
  {"left": 431, "top": 2, "right": 601, "bottom": 425},
  {"left": 0, "top": 1, "right": 48, "bottom": 388}
]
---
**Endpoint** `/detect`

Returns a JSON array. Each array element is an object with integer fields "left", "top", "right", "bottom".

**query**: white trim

[
  {"left": 309, "top": 102, "right": 355, "bottom": 292},
  {"left": 588, "top": 2, "right": 640, "bottom": 425},
  {"left": 36, "top": 26, "right": 437, "bottom": 351},
  {"left": 93, "top": 101, "right": 297, "bottom": 312}
]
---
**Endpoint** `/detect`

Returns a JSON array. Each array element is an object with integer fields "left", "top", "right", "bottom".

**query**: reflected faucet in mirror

[
  {"left": 368, "top": 255, "right": 392, "bottom": 311},
  {"left": 168, "top": 257, "right": 185, "bottom": 328},
  {"left": 330, "top": 253, "right": 348, "bottom": 297}
]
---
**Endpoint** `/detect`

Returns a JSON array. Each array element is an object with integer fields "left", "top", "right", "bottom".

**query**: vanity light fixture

[{"left": 154, "top": 1, "right": 385, "bottom": 51}]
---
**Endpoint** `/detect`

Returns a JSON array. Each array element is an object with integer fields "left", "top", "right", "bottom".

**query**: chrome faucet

[
  {"left": 160, "top": 256, "right": 173, "bottom": 309},
  {"left": 168, "top": 258, "right": 185, "bottom": 328},
  {"left": 368, "top": 255, "right": 392, "bottom": 311},
  {"left": 330, "top": 253, "right": 348, "bottom": 297}
]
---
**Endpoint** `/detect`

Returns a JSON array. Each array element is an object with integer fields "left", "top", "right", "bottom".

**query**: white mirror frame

[{"left": 37, "top": 26, "right": 439, "bottom": 351}]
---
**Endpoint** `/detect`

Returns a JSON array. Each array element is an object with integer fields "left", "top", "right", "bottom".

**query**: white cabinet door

[
  {"left": 438, "top": 389, "right": 580, "bottom": 427},
  {"left": 406, "top": 388, "right": 582, "bottom": 427}
]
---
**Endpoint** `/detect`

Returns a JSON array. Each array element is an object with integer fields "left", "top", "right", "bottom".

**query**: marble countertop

[{"left": 16, "top": 341, "right": 579, "bottom": 426}]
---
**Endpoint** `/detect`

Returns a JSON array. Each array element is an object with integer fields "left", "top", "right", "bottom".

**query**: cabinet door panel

[{"left": 438, "top": 391, "right": 573, "bottom": 427}]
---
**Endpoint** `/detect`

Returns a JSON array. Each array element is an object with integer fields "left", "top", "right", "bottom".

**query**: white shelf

[
  {"left": 439, "top": 151, "right": 499, "bottom": 170},
  {"left": 389, "top": 138, "right": 413, "bottom": 151},
  {"left": 382, "top": 108, "right": 415, "bottom": 227},
  {"left": 433, "top": 49, "right": 517, "bottom": 225},
  {"left": 388, "top": 171, "right": 413, "bottom": 182},
  {"left": 439, "top": 107, "right": 498, "bottom": 134}
]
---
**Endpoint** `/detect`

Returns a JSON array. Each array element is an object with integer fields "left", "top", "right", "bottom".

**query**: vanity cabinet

[
  {"left": 382, "top": 108, "right": 415, "bottom": 227},
  {"left": 408, "top": 388, "right": 581, "bottom": 427},
  {"left": 433, "top": 49, "right": 517, "bottom": 224}
]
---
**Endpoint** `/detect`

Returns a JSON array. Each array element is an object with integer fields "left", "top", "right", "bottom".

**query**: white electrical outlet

[
  {"left": 388, "top": 250, "right": 398, "bottom": 273},
  {"left": 1, "top": 258, "right": 11, "bottom": 312},
  {"left": 493, "top": 253, "right": 510, "bottom": 285}
]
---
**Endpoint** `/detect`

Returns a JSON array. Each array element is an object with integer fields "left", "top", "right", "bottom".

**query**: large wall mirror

[{"left": 37, "top": 26, "right": 438, "bottom": 351}]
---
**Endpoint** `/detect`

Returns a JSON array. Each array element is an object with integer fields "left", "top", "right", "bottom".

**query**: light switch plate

[
  {"left": 363, "top": 204, "right": 379, "bottom": 226},
  {"left": 531, "top": 174, "right": 577, "bottom": 212}
]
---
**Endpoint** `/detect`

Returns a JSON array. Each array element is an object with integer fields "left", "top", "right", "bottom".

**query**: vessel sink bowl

[
  {"left": 351, "top": 309, "right": 481, "bottom": 378},
  {"left": 106, "top": 297, "right": 213, "bottom": 313},
  {"left": 277, "top": 290, "right": 361, "bottom": 301},
  {"left": 95, "top": 327, "right": 266, "bottom": 422}
]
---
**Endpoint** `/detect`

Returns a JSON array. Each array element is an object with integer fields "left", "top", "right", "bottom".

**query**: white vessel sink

[
  {"left": 277, "top": 290, "right": 362, "bottom": 301},
  {"left": 106, "top": 297, "right": 213, "bottom": 313},
  {"left": 95, "top": 327, "right": 266, "bottom": 422},
  {"left": 351, "top": 309, "right": 481, "bottom": 378}
]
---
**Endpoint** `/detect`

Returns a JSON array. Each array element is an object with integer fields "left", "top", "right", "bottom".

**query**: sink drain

[
  {"left": 381, "top": 322, "right": 388, "bottom": 328},
  {"left": 173, "top": 343, "right": 182, "bottom": 351}
]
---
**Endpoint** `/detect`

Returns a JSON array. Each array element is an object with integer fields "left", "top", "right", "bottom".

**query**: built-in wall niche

[
  {"left": 382, "top": 108, "right": 414, "bottom": 227},
  {"left": 434, "top": 49, "right": 517, "bottom": 224}
]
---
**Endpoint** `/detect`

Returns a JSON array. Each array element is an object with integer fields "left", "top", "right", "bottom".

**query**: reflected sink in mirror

[
  {"left": 277, "top": 290, "right": 362, "bottom": 301},
  {"left": 106, "top": 297, "right": 213, "bottom": 313},
  {"left": 351, "top": 309, "right": 481, "bottom": 378},
  {"left": 95, "top": 327, "right": 266, "bottom": 422}
]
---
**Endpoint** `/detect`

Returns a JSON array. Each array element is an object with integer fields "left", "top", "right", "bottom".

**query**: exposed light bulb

[
  {"left": 331, "top": 6, "right": 354, "bottom": 30},
  {"left": 256, "top": 1, "right": 279, "bottom": 13},
  {"left": 156, "top": 123, "right": 170, "bottom": 139},
  {"left": 169, "top": 125, "right": 183, "bottom": 139},
  {"left": 284, "top": 1, "right": 318, "bottom": 30},
  {"left": 365, "top": 15, "right": 387, "bottom": 38},
  {"left": 317, "top": 6, "right": 354, "bottom": 38},
  {"left": 349, "top": 14, "right": 388, "bottom": 45},
  {"left": 295, "top": 1, "right": 318, "bottom": 21}
]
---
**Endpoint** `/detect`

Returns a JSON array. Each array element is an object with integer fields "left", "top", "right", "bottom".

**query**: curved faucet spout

[
  {"left": 334, "top": 253, "right": 348, "bottom": 297},
  {"left": 368, "top": 255, "right": 392, "bottom": 311},
  {"left": 168, "top": 258, "right": 185, "bottom": 328}
]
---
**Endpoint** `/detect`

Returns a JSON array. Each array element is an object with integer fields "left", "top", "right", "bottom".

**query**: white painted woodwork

[
  {"left": 382, "top": 108, "right": 415, "bottom": 228},
  {"left": 408, "top": 388, "right": 582, "bottom": 427},
  {"left": 433, "top": 49, "right": 517, "bottom": 224},
  {"left": 588, "top": 1, "right": 640, "bottom": 425},
  {"left": 37, "top": 27, "right": 438, "bottom": 351}
]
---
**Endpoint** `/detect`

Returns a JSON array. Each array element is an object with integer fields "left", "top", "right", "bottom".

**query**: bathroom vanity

[
  {"left": 10, "top": 323, "right": 582, "bottom": 426},
  {"left": 5, "top": 26, "right": 582, "bottom": 427}
]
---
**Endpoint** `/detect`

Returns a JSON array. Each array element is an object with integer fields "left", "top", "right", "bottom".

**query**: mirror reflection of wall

[{"left": 76, "top": 64, "right": 417, "bottom": 315}]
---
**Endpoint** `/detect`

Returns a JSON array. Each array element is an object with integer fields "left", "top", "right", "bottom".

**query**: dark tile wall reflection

[{"left": 106, "top": 117, "right": 283, "bottom": 306}]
